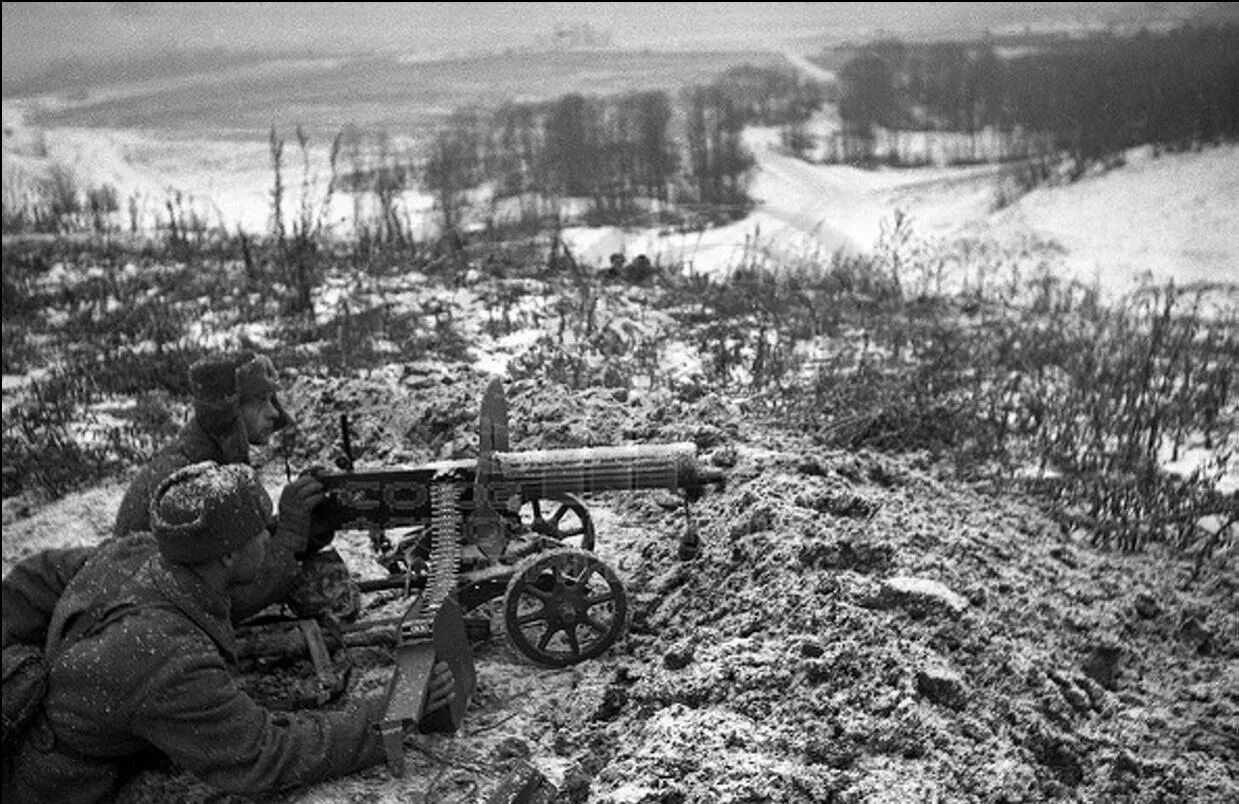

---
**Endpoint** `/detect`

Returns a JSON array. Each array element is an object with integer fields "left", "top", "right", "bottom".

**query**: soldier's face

[
  {"left": 231, "top": 527, "right": 269, "bottom": 585},
  {"left": 240, "top": 395, "right": 278, "bottom": 446}
]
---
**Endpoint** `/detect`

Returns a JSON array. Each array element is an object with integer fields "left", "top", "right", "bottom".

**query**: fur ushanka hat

[
  {"left": 150, "top": 462, "right": 273, "bottom": 565},
  {"left": 188, "top": 353, "right": 293, "bottom": 436}
]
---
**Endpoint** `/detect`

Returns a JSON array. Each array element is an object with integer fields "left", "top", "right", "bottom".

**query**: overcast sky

[{"left": 1, "top": 2, "right": 1222, "bottom": 80}]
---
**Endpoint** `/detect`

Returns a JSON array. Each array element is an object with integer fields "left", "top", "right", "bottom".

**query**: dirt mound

[{"left": 577, "top": 443, "right": 1236, "bottom": 802}]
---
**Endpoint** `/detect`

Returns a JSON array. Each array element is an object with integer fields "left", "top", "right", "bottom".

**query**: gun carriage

[{"left": 253, "top": 378, "right": 725, "bottom": 775}]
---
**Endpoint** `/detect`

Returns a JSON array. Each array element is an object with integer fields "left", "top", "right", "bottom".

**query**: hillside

[{"left": 980, "top": 145, "right": 1239, "bottom": 292}]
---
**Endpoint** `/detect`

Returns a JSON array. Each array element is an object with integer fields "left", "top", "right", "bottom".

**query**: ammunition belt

[{"left": 400, "top": 482, "right": 462, "bottom": 642}]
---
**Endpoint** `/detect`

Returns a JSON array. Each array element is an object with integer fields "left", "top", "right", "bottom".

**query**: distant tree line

[
  {"left": 337, "top": 64, "right": 823, "bottom": 234},
  {"left": 6, "top": 63, "right": 824, "bottom": 240},
  {"left": 827, "top": 24, "right": 1239, "bottom": 169},
  {"left": 709, "top": 64, "right": 825, "bottom": 126}
]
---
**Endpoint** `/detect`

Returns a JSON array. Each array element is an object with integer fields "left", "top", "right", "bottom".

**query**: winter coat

[
  {"left": 110, "top": 417, "right": 301, "bottom": 622},
  {"left": 4, "top": 534, "right": 386, "bottom": 803},
  {"left": 1, "top": 547, "right": 94, "bottom": 650},
  {"left": 113, "top": 417, "right": 250, "bottom": 540}
]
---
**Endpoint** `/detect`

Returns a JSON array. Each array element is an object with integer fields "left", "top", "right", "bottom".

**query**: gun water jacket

[{"left": 4, "top": 534, "right": 386, "bottom": 803}]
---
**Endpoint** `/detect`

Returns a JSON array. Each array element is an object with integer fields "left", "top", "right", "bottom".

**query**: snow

[
  {"left": 3, "top": 97, "right": 435, "bottom": 239},
  {"left": 1161, "top": 442, "right": 1239, "bottom": 496},
  {"left": 881, "top": 575, "right": 970, "bottom": 614},
  {"left": 6, "top": 85, "right": 1239, "bottom": 297},
  {"left": 984, "top": 144, "right": 1239, "bottom": 292},
  {"left": 474, "top": 327, "right": 546, "bottom": 377},
  {"left": 1, "top": 375, "right": 32, "bottom": 391}
]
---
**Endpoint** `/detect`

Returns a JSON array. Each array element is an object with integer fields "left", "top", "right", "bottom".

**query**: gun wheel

[
  {"left": 503, "top": 548, "right": 627, "bottom": 667},
  {"left": 522, "top": 493, "right": 596, "bottom": 551}
]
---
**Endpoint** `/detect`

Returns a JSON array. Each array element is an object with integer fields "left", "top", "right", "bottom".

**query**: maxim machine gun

[{"left": 288, "top": 378, "right": 725, "bottom": 775}]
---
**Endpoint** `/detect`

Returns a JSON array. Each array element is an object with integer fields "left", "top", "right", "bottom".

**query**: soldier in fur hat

[
  {"left": 4, "top": 462, "right": 456, "bottom": 803},
  {"left": 113, "top": 352, "right": 292, "bottom": 540},
  {"left": 112, "top": 353, "right": 353, "bottom": 623}
]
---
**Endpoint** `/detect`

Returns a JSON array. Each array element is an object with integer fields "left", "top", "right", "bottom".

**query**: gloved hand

[
  {"left": 291, "top": 465, "right": 334, "bottom": 557},
  {"left": 276, "top": 473, "right": 324, "bottom": 556},
  {"left": 423, "top": 660, "right": 456, "bottom": 715},
  {"left": 401, "top": 660, "right": 458, "bottom": 742},
  {"left": 302, "top": 516, "right": 337, "bottom": 558}
]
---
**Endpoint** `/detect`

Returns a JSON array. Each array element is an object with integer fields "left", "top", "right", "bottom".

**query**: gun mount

[{"left": 307, "top": 378, "right": 724, "bottom": 775}]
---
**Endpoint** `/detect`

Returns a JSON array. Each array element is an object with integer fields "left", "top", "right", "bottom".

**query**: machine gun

[{"left": 308, "top": 378, "right": 725, "bottom": 774}]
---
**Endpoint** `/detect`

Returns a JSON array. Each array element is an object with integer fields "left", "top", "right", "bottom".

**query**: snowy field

[{"left": 5, "top": 47, "right": 1239, "bottom": 300}]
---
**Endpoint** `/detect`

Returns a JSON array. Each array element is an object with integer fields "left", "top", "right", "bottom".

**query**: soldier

[
  {"left": 113, "top": 351, "right": 293, "bottom": 539},
  {"left": 4, "top": 461, "right": 455, "bottom": 802},
  {"left": 112, "top": 352, "right": 355, "bottom": 623}
]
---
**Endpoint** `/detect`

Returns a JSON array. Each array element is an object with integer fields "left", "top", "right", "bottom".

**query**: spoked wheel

[
  {"left": 502, "top": 548, "right": 627, "bottom": 667},
  {"left": 522, "top": 493, "right": 596, "bottom": 551}
]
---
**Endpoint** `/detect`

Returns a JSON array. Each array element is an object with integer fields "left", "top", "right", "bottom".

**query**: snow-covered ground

[
  {"left": 2, "top": 97, "right": 435, "bottom": 241},
  {"left": 982, "top": 144, "right": 1239, "bottom": 292}
]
